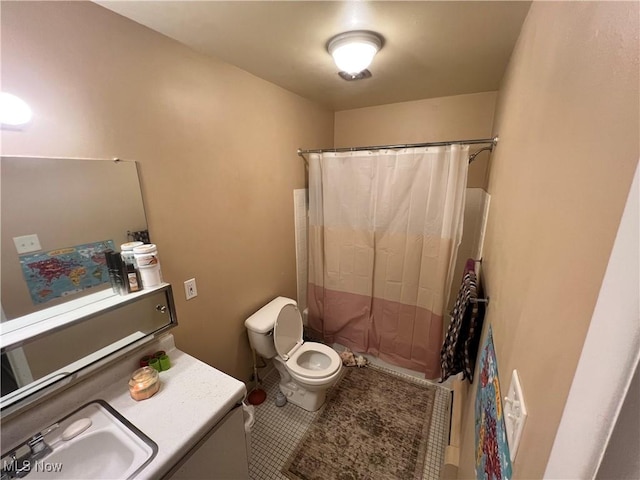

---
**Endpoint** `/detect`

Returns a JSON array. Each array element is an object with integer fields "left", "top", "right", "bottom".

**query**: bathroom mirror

[
  {"left": 1, "top": 155, "right": 148, "bottom": 320},
  {"left": 1, "top": 285, "right": 177, "bottom": 413},
  {"left": 0, "top": 155, "right": 170, "bottom": 414}
]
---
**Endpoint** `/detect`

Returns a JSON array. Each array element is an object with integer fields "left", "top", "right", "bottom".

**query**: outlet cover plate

[
  {"left": 13, "top": 234, "right": 42, "bottom": 254},
  {"left": 504, "top": 369, "right": 528, "bottom": 461},
  {"left": 184, "top": 278, "right": 197, "bottom": 300}
]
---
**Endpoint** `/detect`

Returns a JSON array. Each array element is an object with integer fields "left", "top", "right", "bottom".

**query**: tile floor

[{"left": 248, "top": 362, "right": 452, "bottom": 480}]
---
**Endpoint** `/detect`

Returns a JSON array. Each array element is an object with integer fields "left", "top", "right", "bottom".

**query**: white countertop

[{"left": 1, "top": 333, "right": 247, "bottom": 479}]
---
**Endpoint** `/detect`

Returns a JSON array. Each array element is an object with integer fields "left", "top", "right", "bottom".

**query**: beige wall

[
  {"left": 334, "top": 92, "right": 498, "bottom": 189},
  {"left": 458, "top": 2, "right": 639, "bottom": 479},
  {"left": 1, "top": 1, "right": 333, "bottom": 381}
]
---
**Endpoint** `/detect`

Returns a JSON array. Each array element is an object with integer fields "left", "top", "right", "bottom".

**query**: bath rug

[{"left": 283, "top": 366, "right": 437, "bottom": 480}]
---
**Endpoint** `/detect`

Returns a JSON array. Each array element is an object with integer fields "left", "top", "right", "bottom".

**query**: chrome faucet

[
  {"left": 1, "top": 423, "right": 59, "bottom": 479},
  {"left": 27, "top": 423, "right": 59, "bottom": 460}
]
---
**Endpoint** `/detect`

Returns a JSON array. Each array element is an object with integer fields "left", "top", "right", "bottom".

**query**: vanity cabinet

[{"left": 164, "top": 405, "right": 249, "bottom": 480}]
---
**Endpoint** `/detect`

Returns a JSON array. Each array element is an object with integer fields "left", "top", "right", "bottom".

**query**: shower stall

[{"left": 296, "top": 137, "right": 495, "bottom": 379}]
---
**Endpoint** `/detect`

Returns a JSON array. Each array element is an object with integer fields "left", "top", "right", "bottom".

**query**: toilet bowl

[{"left": 245, "top": 297, "right": 342, "bottom": 412}]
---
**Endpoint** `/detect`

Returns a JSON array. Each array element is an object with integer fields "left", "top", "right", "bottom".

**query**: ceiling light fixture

[{"left": 327, "top": 30, "right": 383, "bottom": 76}]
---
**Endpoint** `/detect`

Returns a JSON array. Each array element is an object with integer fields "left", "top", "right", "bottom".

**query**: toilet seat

[
  {"left": 273, "top": 304, "right": 341, "bottom": 380},
  {"left": 287, "top": 343, "right": 341, "bottom": 379}
]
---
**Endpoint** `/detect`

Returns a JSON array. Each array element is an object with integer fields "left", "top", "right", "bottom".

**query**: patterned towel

[{"left": 440, "top": 269, "right": 485, "bottom": 382}]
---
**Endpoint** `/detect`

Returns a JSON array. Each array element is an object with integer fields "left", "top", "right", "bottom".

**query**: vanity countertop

[
  {"left": 105, "top": 342, "right": 247, "bottom": 479},
  {"left": 0, "top": 334, "right": 247, "bottom": 479}
]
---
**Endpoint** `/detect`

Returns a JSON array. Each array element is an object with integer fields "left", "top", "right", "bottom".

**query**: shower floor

[{"left": 248, "top": 361, "right": 452, "bottom": 480}]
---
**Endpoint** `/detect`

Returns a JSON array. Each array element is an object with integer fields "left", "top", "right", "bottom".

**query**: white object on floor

[
  {"left": 355, "top": 355, "right": 368, "bottom": 367},
  {"left": 275, "top": 391, "right": 287, "bottom": 407}
]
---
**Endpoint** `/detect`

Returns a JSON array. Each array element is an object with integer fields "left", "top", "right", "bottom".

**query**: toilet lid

[{"left": 273, "top": 303, "right": 303, "bottom": 358}]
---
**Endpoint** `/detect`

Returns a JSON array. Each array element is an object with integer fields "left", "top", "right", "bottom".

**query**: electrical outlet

[
  {"left": 184, "top": 278, "right": 198, "bottom": 300},
  {"left": 13, "top": 234, "right": 42, "bottom": 254}
]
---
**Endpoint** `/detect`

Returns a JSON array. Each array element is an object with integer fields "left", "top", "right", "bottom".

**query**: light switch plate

[
  {"left": 504, "top": 369, "right": 527, "bottom": 461},
  {"left": 13, "top": 234, "right": 42, "bottom": 254}
]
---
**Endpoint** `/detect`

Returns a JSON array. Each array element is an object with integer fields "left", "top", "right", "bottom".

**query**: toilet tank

[{"left": 245, "top": 297, "right": 297, "bottom": 359}]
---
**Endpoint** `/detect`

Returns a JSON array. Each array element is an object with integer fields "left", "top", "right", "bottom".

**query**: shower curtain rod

[{"left": 297, "top": 136, "right": 499, "bottom": 163}]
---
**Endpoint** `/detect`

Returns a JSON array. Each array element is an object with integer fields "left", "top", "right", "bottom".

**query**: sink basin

[{"left": 26, "top": 400, "right": 157, "bottom": 480}]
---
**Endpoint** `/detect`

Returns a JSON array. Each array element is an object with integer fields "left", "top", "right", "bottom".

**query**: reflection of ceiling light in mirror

[
  {"left": 327, "top": 31, "right": 383, "bottom": 75},
  {"left": 0, "top": 92, "right": 33, "bottom": 127}
]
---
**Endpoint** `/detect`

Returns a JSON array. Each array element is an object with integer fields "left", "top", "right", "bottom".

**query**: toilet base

[
  {"left": 279, "top": 380, "right": 327, "bottom": 412},
  {"left": 273, "top": 358, "right": 328, "bottom": 412}
]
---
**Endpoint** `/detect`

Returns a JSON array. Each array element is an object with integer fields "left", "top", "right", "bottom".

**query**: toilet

[{"left": 245, "top": 297, "right": 342, "bottom": 412}]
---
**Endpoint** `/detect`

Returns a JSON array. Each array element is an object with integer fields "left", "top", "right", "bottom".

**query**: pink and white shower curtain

[{"left": 307, "top": 145, "right": 469, "bottom": 378}]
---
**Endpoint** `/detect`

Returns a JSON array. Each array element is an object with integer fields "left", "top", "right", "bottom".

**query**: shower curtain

[{"left": 307, "top": 145, "right": 469, "bottom": 378}]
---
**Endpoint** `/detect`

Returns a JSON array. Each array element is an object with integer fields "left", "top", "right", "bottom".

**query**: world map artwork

[
  {"left": 475, "top": 325, "right": 512, "bottom": 480},
  {"left": 19, "top": 240, "right": 115, "bottom": 304}
]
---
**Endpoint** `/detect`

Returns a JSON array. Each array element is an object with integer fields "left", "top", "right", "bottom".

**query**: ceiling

[{"left": 97, "top": 1, "right": 531, "bottom": 111}]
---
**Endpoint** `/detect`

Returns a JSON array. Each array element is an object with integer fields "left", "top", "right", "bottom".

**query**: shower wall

[
  {"left": 293, "top": 188, "right": 308, "bottom": 314},
  {"left": 447, "top": 188, "right": 491, "bottom": 311}
]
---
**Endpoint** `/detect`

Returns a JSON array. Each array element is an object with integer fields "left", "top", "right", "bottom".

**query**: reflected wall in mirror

[
  {"left": 1, "top": 156, "right": 148, "bottom": 320},
  {"left": 1, "top": 285, "right": 177, "bottom": 411}
]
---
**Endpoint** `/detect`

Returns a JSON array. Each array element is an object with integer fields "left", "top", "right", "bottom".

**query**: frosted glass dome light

[
  {"left": 0, "top": 92, "right": 32, "bottom": 127},
  {"left": 327, "top": 31, "right": 383, "bottom": 75}
]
